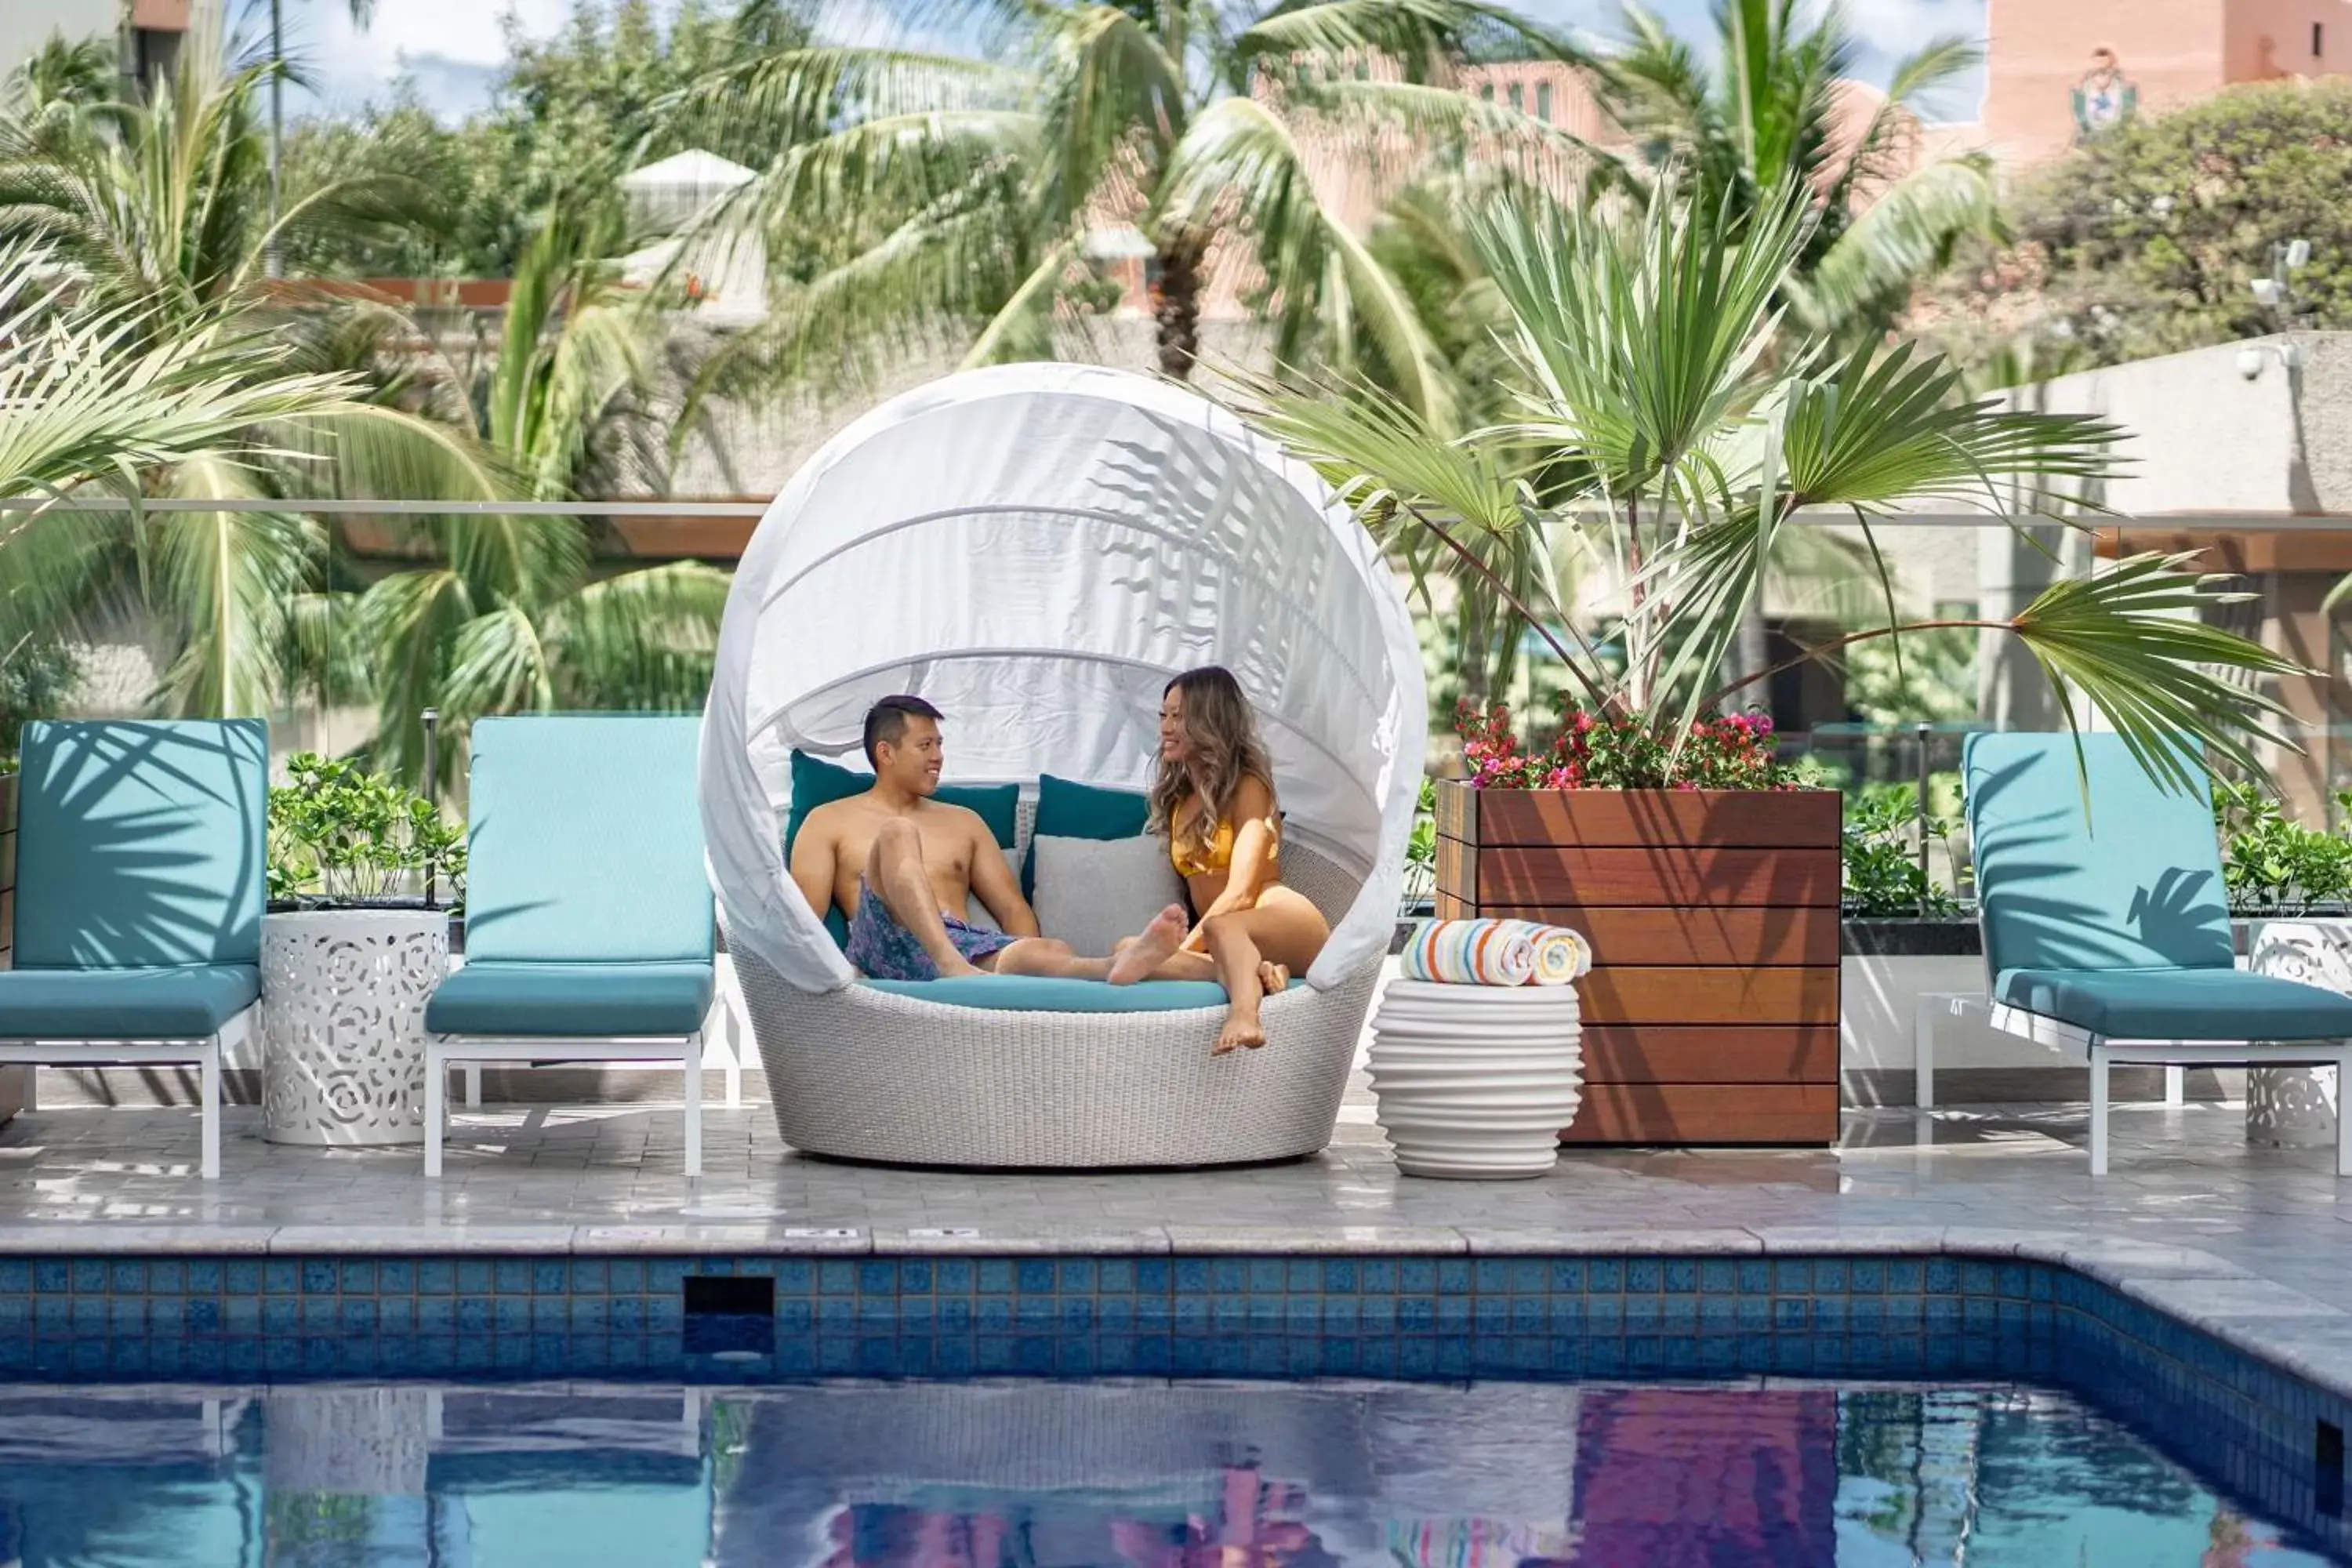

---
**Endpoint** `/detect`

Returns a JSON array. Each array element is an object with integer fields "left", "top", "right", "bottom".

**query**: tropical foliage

[
  {"left": 1571, "top": 0, "right": 2002, "bottom": 341},
  {"left": 1242, "top": 174, "right": 2299, "bottom": 794},
  {"left": 672, "top": 0, "right": 1579, "bottom": 423},
  {"left": 266, "top": 750, "right": 465, "bottom": 906},
  {"left": 1912, "top": 78, "right": 2352, "bottom": 371},
  {"left": 350, "top": 208, "right": 728, "bottom": 785}
]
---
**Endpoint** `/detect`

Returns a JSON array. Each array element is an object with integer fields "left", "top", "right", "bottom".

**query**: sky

[{"left": 262, "top": 0, "right": 1990, "bottom": 125}]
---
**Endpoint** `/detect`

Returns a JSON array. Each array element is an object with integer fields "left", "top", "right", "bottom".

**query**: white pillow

[
  {"left": 963, "top": 846, "right": 1023, "bottom": 931},
  {"left": 1031, "top": 834, "right": 1189, "bottom": 956}
]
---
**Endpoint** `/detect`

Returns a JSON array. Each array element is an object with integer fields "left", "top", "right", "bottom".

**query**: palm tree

[
  {"left": 354, "top": 208, "right": 730, "bottom": 786},
  {"left": 677, "top": 0, "right": 1586, "bottom": 426},
  {"left": 1241, "top": 175, "right": 2297, "bottom": 790},
  {"left": 1579, "top": 0, "right": 2001, "bottom": 341},
  {"left": 0, "top": 15, "right": 503, "bottom": 719}
]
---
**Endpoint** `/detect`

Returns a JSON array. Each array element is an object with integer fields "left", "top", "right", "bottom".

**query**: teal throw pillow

[{"left": 1025, "top": 774, "right": 1153, "bottom": 896}]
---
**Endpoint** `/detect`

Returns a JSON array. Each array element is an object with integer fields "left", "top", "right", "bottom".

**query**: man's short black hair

[{"left": 862, "top": 695, "right": 944, "bottom": 768}]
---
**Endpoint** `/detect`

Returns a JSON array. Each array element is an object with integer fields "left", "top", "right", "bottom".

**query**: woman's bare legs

[{"left": 1201, "top": 887, "right": 1330, "bottom": 1054}]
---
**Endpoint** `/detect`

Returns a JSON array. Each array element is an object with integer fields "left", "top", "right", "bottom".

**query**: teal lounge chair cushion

[
  {"left": 1994, "top": 966, "right": 2352, "bottom": 1042},
  {"left": 426, "top": 961, "right": 716, "bottom": 1037},
  {"left": 1024, "top": 775, "right": 1151, "bottom": 895},
  {"left": 1963, "top": 731, "right": 2234, "bottom": 976},
  {"left": 861, "top": 976, "right": 1303, "bottom": 1014},
  {"left": 0, "top": 964, "right": 260, "bottom": 1039},
  {"left": 461, "top": 716, "right": 713, "bottom": 965},
  {"left": 15, "top": 720, "right": 268, "bottom": 969}
]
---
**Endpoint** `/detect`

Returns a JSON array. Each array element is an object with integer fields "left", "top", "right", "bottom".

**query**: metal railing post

[
  {"left": 1915, "top": 721, "right": 1933, "bottom": 917},
  {"left": 422, "top": 709, "right": 441, "bottom": 911}
]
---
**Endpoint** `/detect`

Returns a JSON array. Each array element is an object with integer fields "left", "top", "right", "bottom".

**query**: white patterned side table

[
  {"left": 2245, "top": 919, "right": 2350, "bottom": 1149},
  {"left": 1368, "top": 980, "right": 1584, "bottom": 1178},
  {"left": 260, "top": 909, "right": 450, "bottom": 1145}
]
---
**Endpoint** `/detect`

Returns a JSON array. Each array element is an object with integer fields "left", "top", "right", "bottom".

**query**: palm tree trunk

[{"left": 1152, "top": 234, "right": 1206, "bottom": 379}]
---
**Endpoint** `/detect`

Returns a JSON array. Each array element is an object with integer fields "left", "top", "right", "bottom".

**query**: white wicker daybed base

[{"left": 735, "top": 946, "right": 1379, "bottom": 1169}]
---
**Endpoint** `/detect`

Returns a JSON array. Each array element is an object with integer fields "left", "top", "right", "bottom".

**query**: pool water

[{"left": 0, "top": 1380, "right": 2333, "bottom": 1566}]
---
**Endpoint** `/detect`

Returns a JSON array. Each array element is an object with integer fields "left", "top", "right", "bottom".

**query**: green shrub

[
  {"left": 1843, "top": 785, "right": 1960, "bottom": 917},
  {"left": 267, "top": 753, "right": 465, "bottom": 906},
  {"left": 2213, "top": 780, "right": 2352, "bottom": 915}
]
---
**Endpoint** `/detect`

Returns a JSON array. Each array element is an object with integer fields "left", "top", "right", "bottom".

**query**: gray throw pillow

[
  {"left": 1031, "top": 834, "right": 1189, "bottom": 956},
  {"left": 964, "top": 846, "right": 1024, "bottom": 932}
]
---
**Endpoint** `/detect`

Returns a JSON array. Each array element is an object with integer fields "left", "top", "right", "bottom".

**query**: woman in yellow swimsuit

[{"left": 1142, "top": 666, "right": 1330, "bottom": 1054}]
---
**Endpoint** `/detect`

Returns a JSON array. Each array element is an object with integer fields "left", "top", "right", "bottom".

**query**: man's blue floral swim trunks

[{"left": 844, "top": 877, "right": 1016, "bottom": 981}]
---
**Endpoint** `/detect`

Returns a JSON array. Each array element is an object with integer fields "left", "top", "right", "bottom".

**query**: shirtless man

[{"left": 789, "top": 695, "right": 1190, "bottom": 983}]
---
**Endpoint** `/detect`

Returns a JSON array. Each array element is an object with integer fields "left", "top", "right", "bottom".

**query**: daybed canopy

[{"left": 702, "top": 362, "right": 1427, "bottom": 994}]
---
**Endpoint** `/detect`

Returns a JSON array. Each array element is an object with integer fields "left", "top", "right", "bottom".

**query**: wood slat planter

[{"left": 1434, "top": 779, "right": 1842, "bottom": 1146}]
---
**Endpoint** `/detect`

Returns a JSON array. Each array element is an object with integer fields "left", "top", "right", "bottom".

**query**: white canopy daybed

[{"left": 701, "top": 362, "right": 1426, "bottom": 1167}]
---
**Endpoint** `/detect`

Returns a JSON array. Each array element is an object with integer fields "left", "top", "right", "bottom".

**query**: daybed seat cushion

[
  {"left": 862, "top": 977, "right": 1305, "bottom": 1014},
  {"left": 426, "top": 961, "right": 715, "bottom": 1036},
  {"left": 1994, "top": 966, "right": 2352, "bottom": 1041},
  {"left": 0, "top": 964, "right": 260, "bottom": 1038}
]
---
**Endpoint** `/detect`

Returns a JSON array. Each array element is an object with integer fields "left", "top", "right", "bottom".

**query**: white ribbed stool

[{"left": 1367, "top": 979, "right": 1584, "bottom": 1179}]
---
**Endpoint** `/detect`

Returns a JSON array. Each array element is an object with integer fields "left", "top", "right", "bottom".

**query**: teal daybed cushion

[{"left": 862, "top": 976, "right": 1304, "bottom": 1014}]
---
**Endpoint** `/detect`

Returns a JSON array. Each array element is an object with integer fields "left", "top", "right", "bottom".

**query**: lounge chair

[
  {"left": 0, "top": 720, "right": 270, "bottom": 1180},
  {"left": 423, "top": 715, "right": 714, "bottom": 1178},
  {"left": 1964, "top": 731, "right": 2352, "bottom": 1174}
]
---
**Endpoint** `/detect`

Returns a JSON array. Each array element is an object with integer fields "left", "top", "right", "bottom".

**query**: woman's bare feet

[
  {"left": 1107, "top": 905, "right": 1189, "bottom": 985},
  {"left": 1257, "top": 960, "right": 1289, "bottom": 993},
  {"left": 1214, "top": 1007, "right": 1267, "bottom": 1054}
]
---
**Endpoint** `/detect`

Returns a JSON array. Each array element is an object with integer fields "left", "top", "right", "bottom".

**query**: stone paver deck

[{"left": 4, "top": 1087, "right": 2351, "bottom": 1394}]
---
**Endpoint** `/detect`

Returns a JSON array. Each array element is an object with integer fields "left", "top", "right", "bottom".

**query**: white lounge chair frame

[
  {"left": 423, "top": 1030, "right": 705, "bottom": 1178},
  {"left": 0, "top": 1004, "right": 252, "bottom": 1179},
  {"left": 1986, "top": 1001, "right": 2352, "bottom": 1177}
]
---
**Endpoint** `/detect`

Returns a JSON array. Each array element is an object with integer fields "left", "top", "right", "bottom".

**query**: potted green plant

[
  {"left": 260, "top": 755, "right": 466, "bottom": 1149},
  {"left": 2217, "top": 781, "right": 2352, "bottom": 1148},
  {"left": 1247, "top": 174, "right": 2294, "bottom": 1147}
]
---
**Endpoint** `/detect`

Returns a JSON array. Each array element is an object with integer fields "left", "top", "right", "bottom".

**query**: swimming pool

[
  {"left": 0, "top": 1248, "right": 2344, "bottom": 1564},
  {"left": 0, "top": 1379, "right": 2335, "bottom": 1565}
]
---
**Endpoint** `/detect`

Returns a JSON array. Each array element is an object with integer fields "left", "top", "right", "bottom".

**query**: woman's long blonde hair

[{"left": 1149, "top": 666, "right": 1276, "bottom": 869}]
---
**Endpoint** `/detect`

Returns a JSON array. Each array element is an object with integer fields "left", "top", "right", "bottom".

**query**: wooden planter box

[{"left": 1433, "top": 780, "right": 1842, "bottom": 1146}]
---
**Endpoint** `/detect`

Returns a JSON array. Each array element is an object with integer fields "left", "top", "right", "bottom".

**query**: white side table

[
  {"left": 260, "top": 909, "right": 450, "bottom": 1145},
  {"left": 1367, "top": 979, "right": 1582, "bottom": 1178}
]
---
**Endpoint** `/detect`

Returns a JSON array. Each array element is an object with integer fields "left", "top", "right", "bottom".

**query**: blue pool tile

[
  {"left": 976, "top": 1296, "right": 1014, "bottom": 1332},
  {"left": 1623, "top": 1296, "right": 1660, "bottom": 1333},
  {"left": 778, "top": 1299, "right": 813, "bottom": 1333},
  {"left": 187, "top": 1260, "right": 222, "bottom": 1294},
  {"left": 0, "top": 1261, "right": 27, "bottom": 1295},
  {"left": 334, "top": 1260, "right": 372, "bottom": 1295},
  {"left": 648, "top": 1260, "right": 688, "bottom": 1294},
  {"left": 418, "top": 1298, "right": 456, "bottom": 1334},
  {"left": 381, "top": 1298, "right": 415, "bottom": 1334},
  {"left": 1363, "top": 1260, "right": 1399, "bottom": 1293},
  {"left": 937, "top": 1299, "right": 971, "bottom": 1333},
  {"left": 1437, "top": 1258, "right": 1472, "bottom": 1295},
  {"left": 1438, "top": 1298, "right": 1472, "bottom": 1334},
  {"left": 1588, "top": 1259, "right": 1623, "bottom": 1294},
  {"left": 1625, "top": 1258, "right": 1661, "bottom": 1294},
  {"left": 818, "top": 1299, "right": 855, "bottom": 1333},
  {"left": 31, "top": 1297, "right": 64, "bottom": 1330},
  {"left": 1015, "top": 1297, "right": 1056, "bottom": 1332},
  {"left": 1174, "top": 1298, "right": 1210, "bottom": 1335},
  {"left": 491, "top": 1259, "right": 531, "bottom": 1294},
  {"left": 452, "top": 1259, "right": 491, "bottom": 1295},
  {"left": 416, "top": 1260, "right": 455, "bottom": 1295},
  {"left": 459, "top": 1298, "right": 494, "bottom": 1334},
  {"left": 1287, "top": 1259, "right": 1322, "bottom": 1293},
  {"left": 532, "top": 1261, "right": 565, "bottom": 1294},
  {"left": 898, "top": 1261, "right": 933, "bottom": 1294},
  {"left": 1323, "top": 1260, "right": 1356, "bottom": 1294},
  {"left": 1773, "top": 1259, "right": 1811, "bottom": 1294},
  {"left": 261, "top": 1298, "right": 296, "bottom": 1334},
  {"left": 1889, "top": 1260, "right": 1926, "bottom": 1294},
  {"left": 1550, "top": 1259, "right": 1586, "bottom": 1294},
  {"left": 1399, "top": 1259, "right": 1436, "bottom": 1293},
  {"left": 1813, "top": 1258, "right": 1848, "bottom": 1294},
  {"left": 1098, "top": 1258, "right": 1136, "bottom": 1294},
  {"left": 1774, "top": 1298, "right": 1811, "bottom": 1330},
  {"left": 1249, "top": 1258, "right": 1287, "bottom": 1293},
  {"left": 532, "top": 1298, "right": 568, "bottom": 1331},
  {"left": 1138, "top": 1298, "right": 1172, "bottom": 1334},
  {"left": 1175, "top": 1258, "right": 1212, "bottom": 1293},
  {"left": 341, "top": 1299, "right": 377, "bottom": 1334},
  {"left": 1927, "top": 1258, "right": 1962, "bottom": 1294},
  {"left": 33, "top": 1261, "right": 67, "bottom": 1294},
  {"left": 1058, "top": 1260, "right": 1096, "bottom": 1294},
  {"left": 608, "top": 1260, "right": 645, "bottom": 1294},
  {"left": 1664, "top": 1260, "right": 1698, "bottom": 1294},
  {"left": 183, "top": 1298, "right": 219, "bottom": 1334},
  {"left": 1212, "top": 1299, "right": 1247, "bottom": 1334},
  {"left": 976, "top": 1259, "right": 1014, "bottom": 1294},
  {"left": 1324, "top": 1299, "right": 1361, "bottom": 1334},
  {"left": 1060, "top": 1298, "right": 1095, "bottom": 1332},
  {"left": 1135, "top": 1259, "right": 1171, "bottom": 1294},
  {"left": 818, "top": 1261, "right": 856, "bottom": 1295},
  {"left": 1098, "top": 1295, "right": 1134, "bottom": 1332},
  {"left": 111, "top": 1260, "right": 146, "bottom": 1294},
  {"left": 379, "top": 1261, "right": 416, "bottom": 1294},
  {"left": 861, "top": 1261, "right": 897, "bottom": 1295},
  {"left": 1474, "top": 1258, "right": 1511, "bottom": 1293},
  {"left": 1399, "top": 1298, "right": 1435, "bottom": 1334},
  {"left": 1286, "top": 1298, "right": 1321, "bottom": 1334},
  {"left": 71, "top": 1260, "right": 107, "bottom": 1294}
]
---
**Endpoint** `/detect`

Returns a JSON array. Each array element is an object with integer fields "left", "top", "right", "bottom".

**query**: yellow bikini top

[{"left": 1170, "top": 808, "right": 1279, "bottom": 880}]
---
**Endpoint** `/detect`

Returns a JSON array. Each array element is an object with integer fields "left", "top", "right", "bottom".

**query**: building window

[
  {"left": 1537, "top": 82, "right": 1553, "bottom": 122},
  {"left": 1480, "top": 82, "right": 1494, "bottom": 102},
  {"left": 2315, "top": 21, "right": 2325, "bottom": 56},
  {"left": 1508, "top": 82, "right": 1523, "bottom": 111}
]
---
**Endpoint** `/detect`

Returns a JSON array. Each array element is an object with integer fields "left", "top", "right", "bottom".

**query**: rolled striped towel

[
  {"left": 1399, "top": 918, "right": 1537, "bottom": 985},
  {"left": 1511, "top": 920, "right": 1593, "bottom": 985}
]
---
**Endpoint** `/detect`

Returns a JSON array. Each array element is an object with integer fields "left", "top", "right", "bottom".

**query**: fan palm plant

[
  {"left": 1241, "top": 176, "right": 2299, "bottom": 793},
  {"left": 674, "top": 0, "right": 1585, "bottom": 426},
  {"left": 352, "top": 209, "right": 730, "bottom": 786},
  {"left": 0, "top": 11, "right": 505, "bottom": 720},
  {"left": 1579, "top": 0, "right": 2001, "bottom": 341}
]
